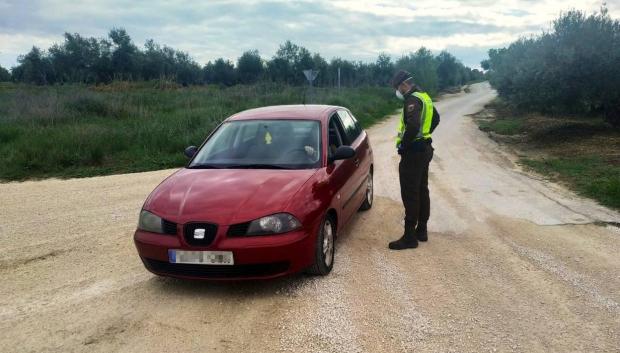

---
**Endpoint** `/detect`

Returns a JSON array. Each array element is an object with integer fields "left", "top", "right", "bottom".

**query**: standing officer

[{"left": 389, "top": 70, "right": 439, "bottom": 250}]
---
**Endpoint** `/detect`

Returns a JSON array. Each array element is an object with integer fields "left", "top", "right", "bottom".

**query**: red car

[{"left": 134, "top": 105, "right": 373, "bottom": 280}]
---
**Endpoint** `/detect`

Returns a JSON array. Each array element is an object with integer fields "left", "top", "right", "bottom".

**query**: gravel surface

[{"left": 1, "top": 83, "right": 619, "bottom": 353}]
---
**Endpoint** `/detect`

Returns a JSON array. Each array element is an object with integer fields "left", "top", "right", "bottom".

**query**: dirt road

[{"left": 1, "top": 82, "right": 618, "bottom": 353}]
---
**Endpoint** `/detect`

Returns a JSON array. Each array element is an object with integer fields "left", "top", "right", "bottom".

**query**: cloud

[
  {"left": 0, "top": 0, "right": 617, "bottom": 70},
  {"left": 0, "top": 32, "right": 58, "bottom": 67}
]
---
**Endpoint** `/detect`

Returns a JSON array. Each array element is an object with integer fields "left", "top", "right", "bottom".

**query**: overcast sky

[{"left": 0, "top": 0, "right": 617, "bottom": 70}]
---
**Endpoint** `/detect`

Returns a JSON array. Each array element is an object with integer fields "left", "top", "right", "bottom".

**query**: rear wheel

[
  {"left": 307, "top": 215, "right": 335, "bottom": 276},
  {"left": 359, "top": 171, "right": 373, "bottom": 211}
]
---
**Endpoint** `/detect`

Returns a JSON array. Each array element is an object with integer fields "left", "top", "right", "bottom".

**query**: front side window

[
  {"left": 189, "top": 119, "right": 321, "bottom": 169},
  {"left": 337, "top": 110, "right": 362, "bottom": 143},
  {"left": 328, "top": 114, "right": 345, "bottom": 158}
]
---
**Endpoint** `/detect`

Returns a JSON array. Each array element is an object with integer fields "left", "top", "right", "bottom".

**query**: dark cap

[{"left": 390, "top": 70, "right": 412, "bottom": 89}]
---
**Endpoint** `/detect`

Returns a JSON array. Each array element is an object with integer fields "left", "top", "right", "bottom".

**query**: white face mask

[{"left": 395, "top": 90, "right": 404, "bottom": 100}]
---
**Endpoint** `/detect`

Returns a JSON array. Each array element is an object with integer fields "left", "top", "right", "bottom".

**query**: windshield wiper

[
  {"left": 188, "top": 163, "right": 224, "bottom": 169},
  {"left": 226, "top": 164, "right": 292, "bottom": 169}
]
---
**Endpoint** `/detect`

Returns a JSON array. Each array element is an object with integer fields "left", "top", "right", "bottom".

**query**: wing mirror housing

[
  {"left": 329, "top": 146, "right": 356, "bottom": 163},
  {"left": 184, "top": 146, "right": 198, "bottom": 158}
]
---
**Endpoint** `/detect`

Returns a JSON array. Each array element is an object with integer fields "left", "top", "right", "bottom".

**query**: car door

[
  {"left": 336, "top": 110, "right": 369, "bottom": 221},
  {"left": 326, "top": 113, "right": 358, "bottom": 223}
]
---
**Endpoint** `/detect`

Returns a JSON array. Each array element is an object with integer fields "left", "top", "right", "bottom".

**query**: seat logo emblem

[{"left": 194, "top": 228, "right": 205, "bottom": 239}]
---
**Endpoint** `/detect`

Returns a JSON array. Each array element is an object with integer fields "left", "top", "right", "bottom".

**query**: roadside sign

[{"left": 303, "top": 69, "right": 319, "bottom": 83}]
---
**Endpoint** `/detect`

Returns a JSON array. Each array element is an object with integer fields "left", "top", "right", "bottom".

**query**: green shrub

[
  {"left": 485, "top": 8, "right": 620, "bottom": 128},
  {"left": 0, "top": 83, "right": 398, "bottom": 180}
]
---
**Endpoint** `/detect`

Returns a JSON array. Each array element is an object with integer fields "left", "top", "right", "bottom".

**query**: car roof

[{"left": 226, "top": 105, "right": 342, "bottom": 122}]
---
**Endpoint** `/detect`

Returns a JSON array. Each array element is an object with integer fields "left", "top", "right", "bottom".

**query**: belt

[{"left": 414, "top": 138, "right": 432, "bottom": 144}]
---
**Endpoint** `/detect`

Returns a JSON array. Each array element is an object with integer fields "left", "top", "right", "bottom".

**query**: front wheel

[
  {"left": 359, "top": 171, "right": 373, "bottom": 211},
  {"left": 307, "top": 215, "right": 335, "bottom": 276}
]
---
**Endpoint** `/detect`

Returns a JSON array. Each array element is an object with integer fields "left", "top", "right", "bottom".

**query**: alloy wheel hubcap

[{"left": 323, "top": 220, "right": 334, "bottom": 267}]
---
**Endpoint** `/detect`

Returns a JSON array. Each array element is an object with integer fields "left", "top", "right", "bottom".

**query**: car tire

[
  {"left": 358, "top": 170, "right": 373, "bottom": 211},
  {"left": 307, "top": 215, "right": 335, "bottom": 276}
]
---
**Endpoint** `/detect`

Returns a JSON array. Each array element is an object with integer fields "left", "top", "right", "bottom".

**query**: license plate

[{"left": 168, "top": 250, "right": 234, "bottom": 265}]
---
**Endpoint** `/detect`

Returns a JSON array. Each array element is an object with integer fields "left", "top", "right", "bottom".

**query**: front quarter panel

[{"left": 286, "top": 169, "right": 334, "bottom": 234}]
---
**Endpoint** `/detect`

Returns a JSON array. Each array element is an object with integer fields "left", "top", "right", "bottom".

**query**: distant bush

[{"left": 484, "top": 7, "right": 620, "bottom": 128}]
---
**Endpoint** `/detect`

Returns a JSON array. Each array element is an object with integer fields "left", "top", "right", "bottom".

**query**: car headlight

[
  {"left": 246, "top": 213, "right": 301, "bottom": 235},
  {"left": 138, "top": 210, "right": 164, "bottom": 233}
]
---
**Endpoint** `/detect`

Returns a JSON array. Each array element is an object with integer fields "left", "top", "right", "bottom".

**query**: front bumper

[{"left": 134, "top": 227, "right": 315, "bottom": 280}]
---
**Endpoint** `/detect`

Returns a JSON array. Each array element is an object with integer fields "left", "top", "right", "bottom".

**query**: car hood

[{"left": 144, "top": 168, "right": 317, "bottom": 225}]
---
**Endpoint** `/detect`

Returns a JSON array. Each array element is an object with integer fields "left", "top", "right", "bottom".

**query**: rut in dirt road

[{"left": 0, "top": 82, "right": 618, "bottom": 353}]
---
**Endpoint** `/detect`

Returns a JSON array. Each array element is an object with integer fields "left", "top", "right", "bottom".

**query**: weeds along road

[{"left": 1, "top": 82, "right": 619, "bottom": 353}]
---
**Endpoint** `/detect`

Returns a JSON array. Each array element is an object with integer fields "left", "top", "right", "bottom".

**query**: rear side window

[{"left": 337, "top": 110, "right": 362, "bottom": 143}]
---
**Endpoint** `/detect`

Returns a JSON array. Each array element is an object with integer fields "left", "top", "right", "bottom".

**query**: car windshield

[{"left": 189, "top": 119, "right": 321, "bottom": 169}]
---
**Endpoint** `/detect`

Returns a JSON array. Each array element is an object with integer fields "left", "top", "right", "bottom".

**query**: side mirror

[
  {"left": 329, "top": 146, "right": 356, "bottom": 163},
  {"left": 184, "top": 146, "right": 198, "bottom": 158}
]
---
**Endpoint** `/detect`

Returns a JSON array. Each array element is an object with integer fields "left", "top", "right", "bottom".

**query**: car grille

[
  {"left": 183, "top": 222, "right": 218, "bottom": 246},
  {"left": 227, "top": 222, "right": 250, "bottom": 237},
  {"left": 162, "top": 219, "right": 178, "bottom": 235},
  {"left": 143, "top": 258, "right": 290, "bottom": 279}
]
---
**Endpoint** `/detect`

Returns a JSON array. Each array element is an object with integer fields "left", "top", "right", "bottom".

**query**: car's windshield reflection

[{"left": 189, "top": 119, "right": 321, "bottom": 169}]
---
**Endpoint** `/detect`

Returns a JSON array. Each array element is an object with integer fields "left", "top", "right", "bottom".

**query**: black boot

[
  {"left": 389, "top": 224, "right": 418, "bottom": 250},
  {"left": 416, "top": 224, "right": 428, "bottom": 242}
]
